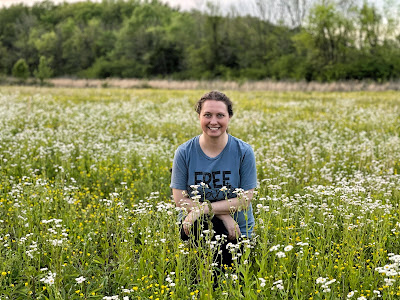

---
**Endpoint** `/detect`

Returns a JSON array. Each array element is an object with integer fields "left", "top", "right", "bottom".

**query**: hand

[
  {"left": 183, "top": 209, "right": 201, "bottom": 236},
  {"left": 218, "top": 215, "right": 241, "bottom": 240}
]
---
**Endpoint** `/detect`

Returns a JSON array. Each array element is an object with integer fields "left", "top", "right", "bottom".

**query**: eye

[
  {"left": 204, "top": 113, "right": 211, "bottom": 118},
  {"left": 217, "top": 113, "right": 225, "bottom": 118}
]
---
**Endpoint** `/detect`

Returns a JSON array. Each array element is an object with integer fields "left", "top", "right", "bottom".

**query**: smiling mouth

[{"left": 208, "top": 127, "right": 220, "bottom": 131}]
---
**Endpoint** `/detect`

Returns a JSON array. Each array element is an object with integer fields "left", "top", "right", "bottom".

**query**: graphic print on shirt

[{"left": 189, "top": 170, "right": 236, "bottom": 201}]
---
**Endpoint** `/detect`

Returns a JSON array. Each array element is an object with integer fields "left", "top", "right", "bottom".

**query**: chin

[{"left": 205, "top": 130, "right": 226, "bottom": 137}]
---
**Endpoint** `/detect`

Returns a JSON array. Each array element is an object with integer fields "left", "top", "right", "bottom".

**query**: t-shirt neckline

[{"left": 196, "top": 134, "right": 231, "bottom": 160}]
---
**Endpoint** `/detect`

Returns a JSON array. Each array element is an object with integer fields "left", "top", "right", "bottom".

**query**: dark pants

[{"left": 180, "top": 216, "right": 240, "bottom": 269}]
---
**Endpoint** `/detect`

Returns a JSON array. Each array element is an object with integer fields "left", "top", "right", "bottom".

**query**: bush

[
  {"left": 80, "top": 58, "right": 136, "bottom": 78},
  {"left": 12, "top": 58, "right": 30, "bottom": 81}
]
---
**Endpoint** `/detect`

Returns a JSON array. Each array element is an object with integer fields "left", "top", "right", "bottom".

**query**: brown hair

[{"left": 195, "top": 90, "right": 233, "bottom": 117}]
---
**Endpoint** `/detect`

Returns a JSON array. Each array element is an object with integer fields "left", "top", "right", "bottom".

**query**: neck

[{"left": 199, "top": 133, "right": 229, "bottom": 154}]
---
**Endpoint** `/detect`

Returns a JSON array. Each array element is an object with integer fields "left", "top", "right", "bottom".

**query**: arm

[
  {"left": 215, "top": 214, "right": 241, "bottom": 240},
  {"left": 172, "top": 188, "right": 254, "bottom": 215},
  {"left": 211, "top": 191, "right": 254, "bottom": 240},
  {"left": 208, "top": 189, "right": 254, "bottom": 215},
  {"left": 173, "top": 188, "right": 243, "bottom": 240},
  {"left": 178, "top": 188, "right": 255, "bottom": 238}
]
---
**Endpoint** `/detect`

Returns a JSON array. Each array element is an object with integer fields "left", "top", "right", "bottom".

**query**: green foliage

[
  {"left": 34, "top": 55, "right": 53, "bottom": 84},
  {"left": 80, "top": 57, "right": 128, "bottom": 78},
  {"left": 11, "top": 58, "right": 30, "bottom": 80},
  {"left": 0, "top": 42, "right": 10, "bottom": 74},
  {"left": 0, "top": 0, "right": 400, "bottom": 81},
  {"left": 30, "top": 30, "right": 57, "bottom": 59}
]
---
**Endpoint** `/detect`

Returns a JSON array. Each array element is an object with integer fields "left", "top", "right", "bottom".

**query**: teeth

[{"left": 209, "top": 127, "right": 219, "bottom": 130}]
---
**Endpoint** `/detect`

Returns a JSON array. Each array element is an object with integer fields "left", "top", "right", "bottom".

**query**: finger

[
  {"left": 185, "top": 227, "right": 189, "bottom": 236},
  {"left": 183, "top": 222, "right": 190, "bottom": 236},
  {"left": 228, "top": 228, "right": 235, "bottom": 240},
  {"left": 226, "top": 227, "right": 231, "bottom": 240}
]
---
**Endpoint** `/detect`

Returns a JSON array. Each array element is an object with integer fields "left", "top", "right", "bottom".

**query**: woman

[{"left": 170, "top": 90, "right": 257, "bottom": 267}]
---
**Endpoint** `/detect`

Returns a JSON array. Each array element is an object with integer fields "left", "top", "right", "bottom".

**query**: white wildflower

[
  {"left": 75, "top": 276, "right": 86, "bottom": 284},
  {"left": 276, "top": 251, "right": 286, "bottom": 258},
  {"left": 284, "top": 245, "right": 293, "bottom": 252}
]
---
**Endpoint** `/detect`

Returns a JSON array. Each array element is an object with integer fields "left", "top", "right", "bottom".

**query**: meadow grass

[{"left": 0, "top": 86, "right": 400, "bottom": 299}]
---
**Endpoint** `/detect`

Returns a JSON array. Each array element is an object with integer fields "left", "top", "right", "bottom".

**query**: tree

[
  {"left": 307, "top": 5, "right": 354, "bottom": 65},
  {"left": 31, "top": 30, "right": 57, "bottom": 60},
  {"left": 34, "top": 56, "right": 53, "bottom": 84},
  {"left": 113, "top": 2, "right": 179, "bottom": 77},
  {"left": 358, "top": 3, "right": 382, "bottom": 51},
  {"left": 13, "top": 12, "right": 38, "bottom": 66},
  {"left": 279, "top": 0, "right": 312, "bottom": 27},
  {"left": 0, "top": 0, "right": 399, "bottom": 82},
  {"left": 0, "top": 42, "right": 10, "bottom": 74},
  {"left": 12, "top": 58, "right": 30, "bottom": 81},
  {"left": 55, "top": 18, "right": 81, "bottom": 75}
]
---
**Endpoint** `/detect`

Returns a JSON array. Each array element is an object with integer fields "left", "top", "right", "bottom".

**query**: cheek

[{"left": 200, "top": 118, "right": 207, "bottom": 127}]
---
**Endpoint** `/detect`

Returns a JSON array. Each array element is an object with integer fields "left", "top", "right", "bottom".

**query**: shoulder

[
  {"left": 228, "top": 135, "right": 256, "bottom": 165},
  {"left": 229, "top": 135, "right": 254, "bottom": 155},
  {"left": 177, "top": 136, "right": 199, "bottom": 150},
  {"left": 175, "top": 136, "right": 199, "bottom": 157}
]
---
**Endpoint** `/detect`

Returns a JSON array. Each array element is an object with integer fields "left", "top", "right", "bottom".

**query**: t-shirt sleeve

[
  {"left": 170, "top": 146, "right": 188, "bottom": 190},
  {"left": 239, "top": 146, "right": 257, "bottom": 191}
]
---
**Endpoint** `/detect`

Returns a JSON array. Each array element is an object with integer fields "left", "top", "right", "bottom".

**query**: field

[{"left": 0, "top": 86, "right": 400, "bottom": 300}]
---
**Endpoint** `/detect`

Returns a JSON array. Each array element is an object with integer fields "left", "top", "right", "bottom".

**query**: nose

[{"left": 210, "top": 116, "right": 218, "bottom": 124}]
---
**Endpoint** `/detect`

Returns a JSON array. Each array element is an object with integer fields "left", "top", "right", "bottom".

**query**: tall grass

[{"left": 0, "top": 86, "right": 399, "bottom": 299}]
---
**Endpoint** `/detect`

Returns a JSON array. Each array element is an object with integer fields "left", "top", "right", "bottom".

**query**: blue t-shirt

[{"left": 170, "top": 134, "right": 257, "bottom": 237}]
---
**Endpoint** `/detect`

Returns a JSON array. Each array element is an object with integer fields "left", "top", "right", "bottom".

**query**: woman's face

[{"left": 198, "top": 100, "right": 231, "bottom": 139}]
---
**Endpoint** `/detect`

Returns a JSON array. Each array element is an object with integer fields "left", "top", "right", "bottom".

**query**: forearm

[
  {"left": 207, "top": 189, "right": 254, "bottom": 215},
  {"left": 209, "top": 197, "right": 250, "bottom": 215},
  {"left": 214, "top": 213, "right": 241, "bottom": 240},
  {"left": 173, "top": 188, "right": 254, "bottom": 216},
  {"left": 215, "top": 213, "right": 233, "bottom": 221},
  {"left": 180, "top": 189, "right": 253, "bottom": 239}
]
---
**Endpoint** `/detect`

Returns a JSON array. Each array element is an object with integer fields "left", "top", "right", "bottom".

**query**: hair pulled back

[{"left": 195, "top": 91, "right": 233, "bottom": 117}]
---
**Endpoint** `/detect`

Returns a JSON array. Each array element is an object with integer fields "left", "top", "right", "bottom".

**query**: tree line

[{"left": 1, "top": 0, "right": 400, "bottom": 82}]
